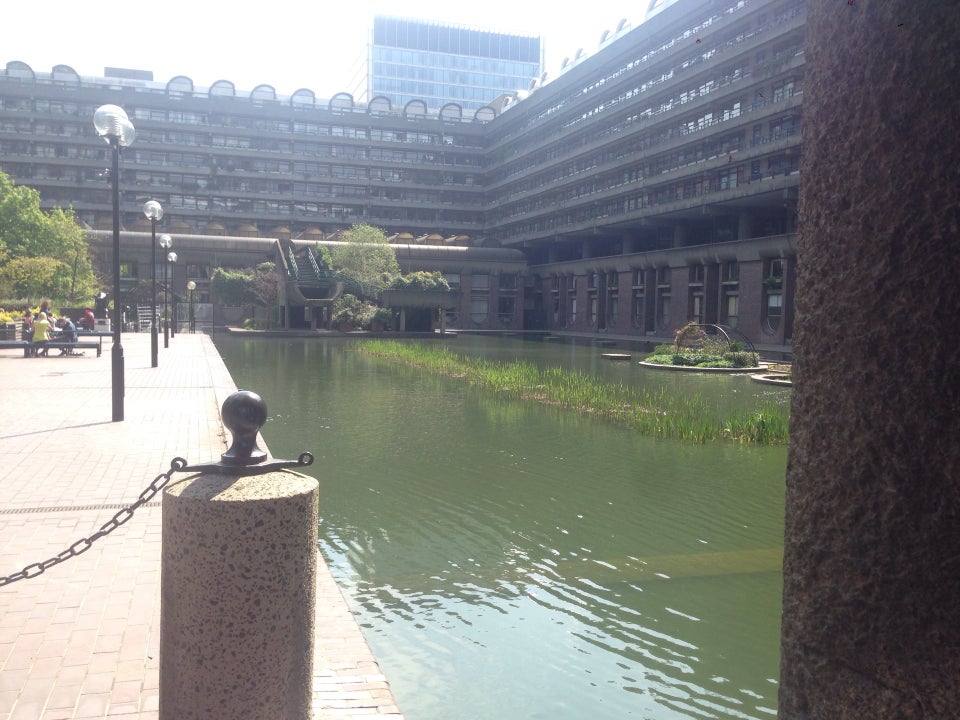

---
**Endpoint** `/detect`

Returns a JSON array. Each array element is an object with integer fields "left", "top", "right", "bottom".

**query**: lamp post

[
  {"left": 187, "top": 280, "right": 197, "bottom": 333},
  {"left": 94, "top": 104, "right": 135, "bottom": 422},
  {"left": 168, "top": 251, "right": 177, "bottom": 337},
  {"left": 160, "top": 235, "right": 172, "bottom": 347},
  {"left": 143, "top": 200, "right": 163, "bottom": 368}
]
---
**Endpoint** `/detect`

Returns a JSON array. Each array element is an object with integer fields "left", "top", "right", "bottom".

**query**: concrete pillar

[
  {"left": 161, "top": 471, "right": 318, "bottom": 720},
  {"left": 780, "top": 2, "right": 960, "bottom": 718},
  {"left": 672, "top": 224, "right": 685, "bottom": 247}
]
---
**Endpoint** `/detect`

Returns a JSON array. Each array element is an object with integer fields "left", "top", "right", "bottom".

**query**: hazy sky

[{"left": 2, "top": 0, "right": 645, "bottom": 98}]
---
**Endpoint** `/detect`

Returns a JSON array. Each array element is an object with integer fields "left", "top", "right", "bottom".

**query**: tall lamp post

[
  {"left": 94, "top": 104, "right": 135, "bottom": 423},
  {"left": 143, "top": 200, "right": 163, "bottom": 368},
  {"left": 160, "top": 235, "right": 172, "bottom": 347},
  {"left": 168, "top": 252, "right": 177, "bottom": 337},
  {"left": 187, "top": 280, "right": 197, "bottom": 333}
]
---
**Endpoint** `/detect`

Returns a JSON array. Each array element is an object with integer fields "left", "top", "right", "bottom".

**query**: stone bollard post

[{"left": 160, "top": 391, "right": 318, "bottom": 720}]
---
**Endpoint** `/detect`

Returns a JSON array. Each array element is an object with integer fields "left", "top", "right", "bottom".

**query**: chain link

[{"left": 0, "top": 457, "right": 188, "bottom": 588}]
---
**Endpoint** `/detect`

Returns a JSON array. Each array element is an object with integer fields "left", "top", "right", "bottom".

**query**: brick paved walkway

[{"left": 0, "top": 332, "right": 403, "bottom": 719}]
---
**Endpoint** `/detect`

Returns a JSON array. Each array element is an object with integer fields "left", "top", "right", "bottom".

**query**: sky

[{"left": 1, "top": 0, "right": 647, "bottom": 98}]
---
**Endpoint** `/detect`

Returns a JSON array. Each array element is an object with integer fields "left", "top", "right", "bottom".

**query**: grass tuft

[{"left": 357, "top": 340, "right": 789, "bottom": 444}]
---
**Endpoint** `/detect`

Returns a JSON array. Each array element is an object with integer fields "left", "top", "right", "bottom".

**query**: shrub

[
  {"left": 371, "top": 306, "right": 394, "bottom": 330},
  {"left": 332, "top": 293, "right": 378, "bottom": 329},
  {"left": 723, "top": 351, "right": 760, "bottom": 367},
  {"left": 390, "top": 271, "right": 450, "bottom": 292}
]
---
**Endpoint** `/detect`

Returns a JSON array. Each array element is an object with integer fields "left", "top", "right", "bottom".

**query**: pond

[{"left": 215, "top": 334, "right": 789, "bottom": 720}]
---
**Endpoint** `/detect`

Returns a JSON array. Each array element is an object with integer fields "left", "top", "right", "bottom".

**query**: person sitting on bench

[
  {"left": 33, "top": 312, "right": 52, "bottom": 356},
  {"left": 80, "top": 308, "right": 95, "bottom": 332},
  {"left": 56, "top": 316, "right": 78, "bottom": 354}
]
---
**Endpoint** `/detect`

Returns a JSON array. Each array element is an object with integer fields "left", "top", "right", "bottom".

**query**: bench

[
  {"left": 0, "top": 339, "right": 102, "bottom": 357},
  {"left": 0, "top": 340, "right": 32, "bottom": 357},
  {"left": 34, "top": 340, "right": 102, "bottom": 357}
]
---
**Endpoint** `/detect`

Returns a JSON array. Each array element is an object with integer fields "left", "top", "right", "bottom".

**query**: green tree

[
  {"left": 251, "top": 262, "right": 280, "bottom": 329},
  {"left": 327, "top": 224, "right": 400, "bottom": 299},
  {"left": 211, "top": 267, "right": 255, "bottom": 307},
  {"left": 211, "top": 265, "right": 280, "bottom": 328},
  {"left": 0, "top": 256, "right": 65, "bottom": 303},
  {"left": 0, "top": 170, "right": 97, "bottom": 302}
]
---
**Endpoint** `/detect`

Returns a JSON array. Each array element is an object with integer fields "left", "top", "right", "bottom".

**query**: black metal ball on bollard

[
  {"left": 174, "top": 390, "right": 313, "bottom": 478},
  {"left": 220, "top": 390, "right": 268, "bottom": 465}
]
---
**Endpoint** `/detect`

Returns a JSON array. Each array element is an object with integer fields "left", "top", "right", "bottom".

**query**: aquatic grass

[{"left": 357, "top": 340, "right": 789, "bottom": 444}]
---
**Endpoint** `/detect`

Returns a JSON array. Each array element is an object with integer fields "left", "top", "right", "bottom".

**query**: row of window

[
  {"left": 372, "top": 58, "right": 537, "bottom": 85},
  {"left": 372, "top": 76, "right": 532, "bottom": 102},
  {"left": 500, "top": 0, "right": 801, "bottom": 150},
  {"left": 489, "top": 153, "right": 798, "bottom": 232},
  {"left": 373, "top": 18, "right": 540, "bottom": 64},
  {"left": 487, "top": 68, "right": 801, "bottom": 188},
  {"left": 0, "top": 97, "right": 487, "bottom": 147},
  {"left": 550, "top": 283, "right": 782, "bottom": 333},
  {"left": 486, "top": 113, "right": 799, "bottom": 223}
]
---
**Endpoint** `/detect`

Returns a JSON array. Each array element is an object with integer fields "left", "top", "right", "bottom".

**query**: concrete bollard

[
  {"left": 159, "top": 391, "right": 318, "bottom": 719},
  {"left": 161, "top": 471, "right": 317, "bottom": 719}
]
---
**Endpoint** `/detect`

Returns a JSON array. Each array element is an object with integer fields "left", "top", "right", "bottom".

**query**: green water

[{"left": 215, "top": 334, "right": 788, "bottom": 720}]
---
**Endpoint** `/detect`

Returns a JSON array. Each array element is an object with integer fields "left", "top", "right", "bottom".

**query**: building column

[
  {"left": 672, "top": 224, "right": 686, "bottom": 247},
  {"left": 780, "top": 2, "right": 960, "bottom": 718}
]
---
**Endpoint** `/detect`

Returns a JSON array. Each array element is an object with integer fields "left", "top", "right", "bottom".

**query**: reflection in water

[{"left": 216, "top": 335, "right": 787, "bottom": 720}]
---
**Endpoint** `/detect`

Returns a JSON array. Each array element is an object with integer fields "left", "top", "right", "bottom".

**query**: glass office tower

[{"left": 353, "top": 16, "right": 543, "bottom": 111}]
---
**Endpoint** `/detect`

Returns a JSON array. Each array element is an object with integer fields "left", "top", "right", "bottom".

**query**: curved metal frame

[{"left": 675, "top": 324, "right": 757, "bottom": 354}]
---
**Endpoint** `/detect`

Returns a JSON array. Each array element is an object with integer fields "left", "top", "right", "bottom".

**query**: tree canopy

[
  {"left": 326, "top": 224, "right": 400, "bottom": 298},
  {"left": 210, "top": 262, "right": 280, "bottom": 328},
  {"left": 0, "top": 170, "right": 97, "bottom": 303}
]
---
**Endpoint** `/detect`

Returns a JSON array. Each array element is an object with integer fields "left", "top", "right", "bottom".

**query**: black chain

[{"left": 0, "top": 457, "right": 188, "bottom": 588}]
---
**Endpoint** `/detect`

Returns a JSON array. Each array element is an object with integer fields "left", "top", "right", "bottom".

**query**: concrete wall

[{"left": 779, "top": 1, "right": 960, "bottom": 717}]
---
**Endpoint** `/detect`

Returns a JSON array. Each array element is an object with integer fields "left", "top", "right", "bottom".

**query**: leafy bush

[
  {"left": 332, "top": 293, "right": 378, "bottom": 329},
  {"left": 390, "top": 271, "right": 450, "bottom": 292},
  {"left": 645, "top": 350, "right": 758, "bottom": 368},
  {"left": 371, "top": 306, "right": 394, "bottom": 330},
  {"left": 723, "top": 351, "right": 760, "bottom": 367}
]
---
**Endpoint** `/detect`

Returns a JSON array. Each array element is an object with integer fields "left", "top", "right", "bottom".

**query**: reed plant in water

[{"left": 358, "top": 340, "right": 788, "bottom": 444}]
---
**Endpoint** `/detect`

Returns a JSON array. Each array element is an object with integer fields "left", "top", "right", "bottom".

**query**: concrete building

[{"left": 0, "top": 0, "right": 803, "bottom": 352}]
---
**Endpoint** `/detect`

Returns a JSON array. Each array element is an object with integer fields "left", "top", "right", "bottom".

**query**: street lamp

[
  {"left": 143, "top": 200, "right": 163, "bottom": 368},
  {"left": 160, "top": 235, "right": 172, "bottom": 347},
  {"left": 187, "top": 280, "right": 197, "bottom": 333},
  {"left": 168, "top": 251, "right": 177, "bottom": 337},
  {"left": 94, "top": 104, "right": 135, "bottom": 422}
]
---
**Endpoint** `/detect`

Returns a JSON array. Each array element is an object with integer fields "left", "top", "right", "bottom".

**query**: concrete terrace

[{"left": 0, "top": 332, "right": 403, "bottom": 719}]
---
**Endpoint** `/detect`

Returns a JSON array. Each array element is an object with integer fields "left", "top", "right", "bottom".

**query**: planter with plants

[
  {"left": 641, "top": 322, "right": 763, "bottom": 370},
  {"left": 380, "top": 272, "right": 457, "bottom": 309}
]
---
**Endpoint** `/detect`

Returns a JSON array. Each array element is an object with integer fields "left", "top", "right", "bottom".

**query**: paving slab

[{"left": 0, "top": 332, "right": 403, "bottom": 719}]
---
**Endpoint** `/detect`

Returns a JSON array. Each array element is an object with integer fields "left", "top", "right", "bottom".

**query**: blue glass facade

[{"left": 364, "top": 17, "right": 542, "bottom": 111}]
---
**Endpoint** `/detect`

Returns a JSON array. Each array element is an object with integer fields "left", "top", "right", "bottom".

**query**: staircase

[{"left": 137, "top": 305, "right": 154, "bottom": 331}]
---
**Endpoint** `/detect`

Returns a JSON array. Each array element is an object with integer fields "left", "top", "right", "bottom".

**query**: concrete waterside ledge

[
  {"left": 0, "top": 332, "right": 403, "bottom": 719},
  {"left": 638, "top": 360, "right": 770, "bottom": 373}
]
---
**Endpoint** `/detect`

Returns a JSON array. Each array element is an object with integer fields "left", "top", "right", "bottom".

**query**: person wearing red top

[{"left": 81, "top": 308, "right": 95, "bottom": 332}]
